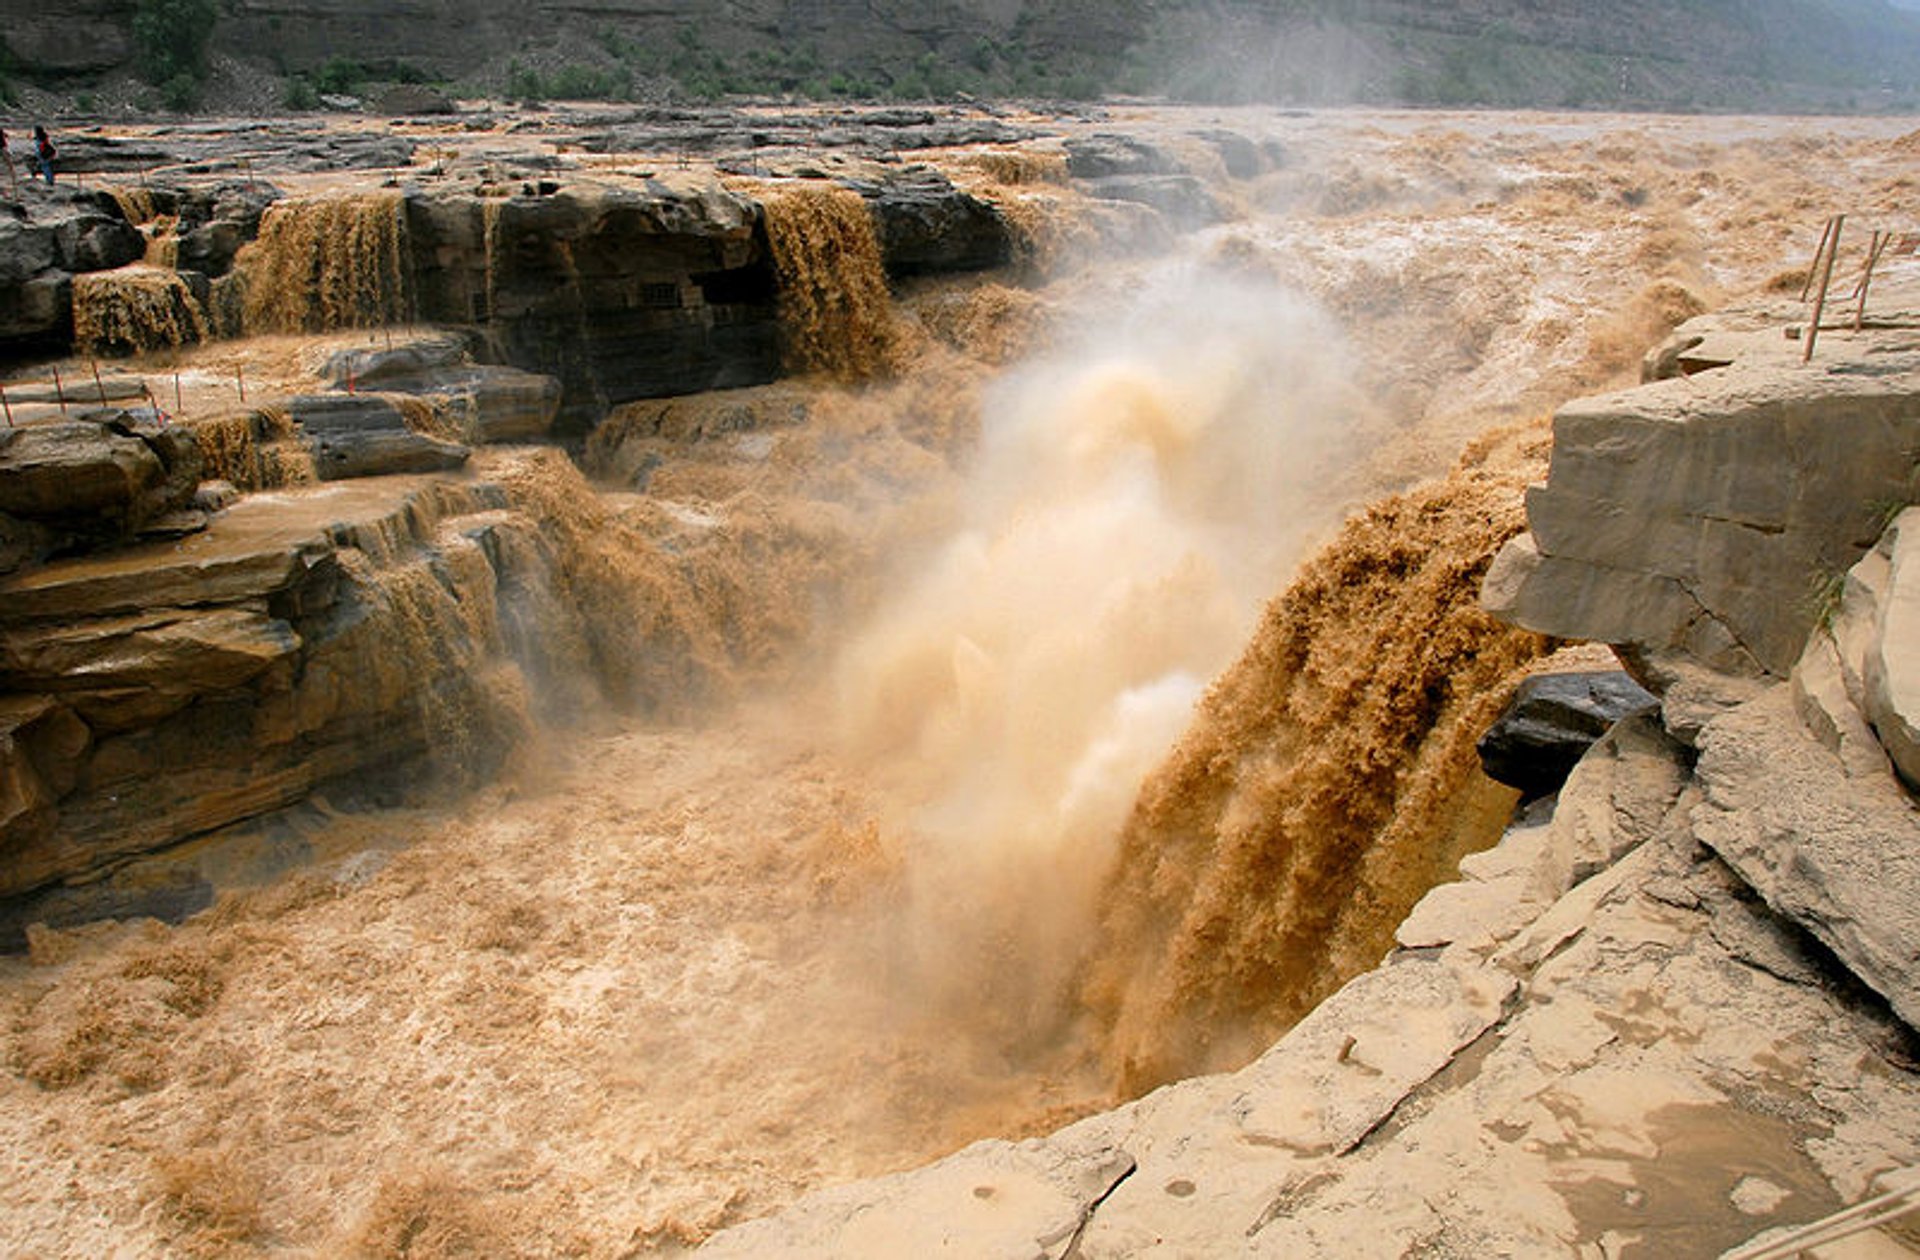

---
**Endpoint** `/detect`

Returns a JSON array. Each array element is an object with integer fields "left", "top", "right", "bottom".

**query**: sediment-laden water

[{"left": 6, "top": 107, "right": 1919, "bottom": 1255}]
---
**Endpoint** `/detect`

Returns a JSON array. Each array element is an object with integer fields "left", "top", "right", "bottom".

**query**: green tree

[{"left": 131, "top": 0, "right": 218, "bottom": 86}]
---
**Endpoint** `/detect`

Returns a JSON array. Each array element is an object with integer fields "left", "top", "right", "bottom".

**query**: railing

[{"left": 1721, "top": 1170, "right": 1920, "bottom": 1260}]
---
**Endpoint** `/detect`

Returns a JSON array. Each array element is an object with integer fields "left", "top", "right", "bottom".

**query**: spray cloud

[{"left": 833, "top": 258, "right": 1375, "bottom": 1052}]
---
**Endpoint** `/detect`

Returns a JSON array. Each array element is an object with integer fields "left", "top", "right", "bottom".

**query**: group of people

[{"left": 0, "top": 125, "right": 58, "bottom": 188}]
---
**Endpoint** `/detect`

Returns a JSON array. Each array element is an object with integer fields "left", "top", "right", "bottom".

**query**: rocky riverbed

[{"left": 3, "top": 102, "right": 1919, "bottom": 1256}]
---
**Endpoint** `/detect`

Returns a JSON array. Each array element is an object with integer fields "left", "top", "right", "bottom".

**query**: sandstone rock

[
  {"left": 1191, "top": 128, "right": 1276, "bottom": 180},
  {"left": 0, "top": 193, "right": 145, "bottom": 347},
  {"left": 1862, "top": 507, "right": 1920, "bottom": 790},
  {"left": 0, "top": 607, "right": 300, "bottom": 732},
  {"left": 0, "top": 694, "right": 88, "bottom": 844},
  {"left": 407, "top": 178, "right": 778, "bottom": 433},
  {"left": 0, "top": 405, "right": 201, "bottom": 562},
  {"left": 317, "top": 334, "right": 472, "bottom": 389},
  {"left": 316, "top": 337, "right": 562, "bottom": 445},
  {"left": 0, "top": 415, "right": 165, "bottom": 521},
  {"left": 0, "top": 471, "right": 532, "bottom": 901},
  {"left": 843, "top": 167, "right": 1011, "bottom": 276},
  {"left": 167, "top": 182, "right": 281, "bottom": 280},
  {"left": 699, "top": 1140, "right": 1137, "bottom": 1259},
  {"left": 1475, "top": 669, "right": 1658, "bottom": 796},
  {"left": 285, "top": 394, "right": 472, "bottom": 480},
  {"left": 712, "top": 755, "right": 1920, "bottom": 1258},
  {"left": 1484, "top": 353, "right": 1920, "bottom": 731},
  {"left": 1694, "top": 685, "right": 1920, "bottom": 1032}
]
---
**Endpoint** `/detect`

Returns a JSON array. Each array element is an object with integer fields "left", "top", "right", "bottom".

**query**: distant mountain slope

[{"left": 7, "top": 0, "right": 1920, "bottom": 110}]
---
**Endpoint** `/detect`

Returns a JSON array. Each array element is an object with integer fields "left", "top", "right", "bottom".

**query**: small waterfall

[
  {"left": 759, "top": 183, "right": 899, "bottom": 382},
  {"left": 191, "top": 406, "right": 313, "bottom": 490},
  {"left": 237, "top": 192, "right": 413, "bottom": 334},
  {"left": 72, "top": 267, "right": 208, "bottom": 356}
]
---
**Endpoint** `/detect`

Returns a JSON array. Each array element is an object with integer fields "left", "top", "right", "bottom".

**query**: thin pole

[
  {"left": 0, "top": 382, "right": 13, "bottom": 428},
  {"left": 1802, "top": 216, "right": 1839, "bottom": 302},
  {"left": 90, "top": 358, "right": 107, "bottom": 406},
  {"left": 51, "top": 364, "right": 67, "bottom": 414},
  {"left": 236, "top": 363, "right": 246, "bottom": 403},
  {"left": 174, "top": 371, "right": 183, "bottom": 414},
  {"left": 1855, "top": 229, "right": 1891, "bottom": 332},
  {"left": 1805, "top": 214, "right": 1844, "bottom": 364}
]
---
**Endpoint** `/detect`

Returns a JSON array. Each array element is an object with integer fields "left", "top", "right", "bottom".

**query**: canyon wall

[{"left": 695, "top": 270, "right": 1920, "bottom": 1260}]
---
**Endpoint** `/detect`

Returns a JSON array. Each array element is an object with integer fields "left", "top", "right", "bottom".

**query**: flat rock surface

[
  {"left": 703, "top": 719, "right": 1920, "bottom": 1257},
  {"left": 0, "top": 472, "right": 497, "bottom": 622}
]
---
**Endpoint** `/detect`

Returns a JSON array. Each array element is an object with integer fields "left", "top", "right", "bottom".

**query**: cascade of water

[
  {"left": 759, "top": 183, "right": 900, "bottom": 381},
  {"left": 1082, "top": 423, "right": 1554, "bottom": 1093},
  {"left": 72, "top": 267, "right": 208, "bottom": 356},
  {"left": 238, "top": 192, "right": 413, "bottom": 335}
]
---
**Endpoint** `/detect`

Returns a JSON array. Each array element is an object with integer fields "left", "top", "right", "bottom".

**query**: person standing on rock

[{"left": 32, "top": 125, "right": 55, "bottom": 186}]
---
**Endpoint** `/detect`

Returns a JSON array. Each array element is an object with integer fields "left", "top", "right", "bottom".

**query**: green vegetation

[
  {"left": 279, "top": 57, "right": 436, "bottom": 109},
  {"left": 131, "top": 0, "right": 218, "bottom": 105},
  {"left": 524, "top": 24, "right": 1115, "bottom": 103}
]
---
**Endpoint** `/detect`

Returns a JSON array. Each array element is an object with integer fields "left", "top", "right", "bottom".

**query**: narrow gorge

[{"left": 2, "top": 103, "right": 1918, "bottom": 1256}]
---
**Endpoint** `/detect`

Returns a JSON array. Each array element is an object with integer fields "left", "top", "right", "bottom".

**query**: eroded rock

[{"left": 1476, "top": 669, "right": 1659, "bottom": 796}]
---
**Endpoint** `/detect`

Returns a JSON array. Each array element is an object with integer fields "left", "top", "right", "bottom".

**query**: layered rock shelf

[{"left": 0, "top": 456, "right": 573, "bottom": 943}]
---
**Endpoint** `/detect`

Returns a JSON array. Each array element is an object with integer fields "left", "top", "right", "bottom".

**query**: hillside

[{"left": 7, "top": 0, "right": 1920, "bottom": 113}]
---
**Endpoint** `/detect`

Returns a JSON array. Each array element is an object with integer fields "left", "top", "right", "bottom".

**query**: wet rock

[
  {"left": 285, "top": 394, "right": 472, "bottom": 480},
  {"left": 1081, "top": 173, "right": 1226, "bottom": 229},
  {"left": 0, "top": 415, "right": 166, "bottom": 522},
  {"left": 1065, "top": 133, "right": 1180, "bottom": 179},
  {"left": 0, "top": 406, "right": 200, "bottom": 561},
  {"left": 316, "top": 337, "right": 560, "bottom": 445},
  {"left": 0, "top": 607, "right": 300, "bottom": 733},
  {"left": 0, "top": 471, "right": 521, "bottom": 901},
  {"left": 166, "top": 182, "right": 281, "bottom": 279},
  {"left": 318, "top": 333, "right": 471, "bottom": 389},
  {"left": 406, "top": 178, "right": 778, "bottom": 433},
  {"left": 1476, "top": 670, "right": 1659, "bottom": 796},
  {"left": 0, "top": 193, "right": 145, "bottom": 347},
  {"left": 1192, "top": 128, "right": 1277, "bottom": 180},
  {"left": 842, "top": 167, "right": 1012, "bottom": 276}
]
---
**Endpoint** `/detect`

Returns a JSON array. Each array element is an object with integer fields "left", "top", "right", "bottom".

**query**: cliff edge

[{"left": 695, "top": 280, "right": 1920, "bottom": 1256}]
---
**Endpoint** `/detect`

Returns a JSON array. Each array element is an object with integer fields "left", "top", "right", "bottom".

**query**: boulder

[
  {"left": 0, "top": 416, "right": 166, "bottom": 521},
  {"left": 285, "top": 395, "right": 472, "bottom": 481},
  {"left": 318, "top": 334, "right": 471, "bottom": 390},
  {"left": 0, "top": 407, "right": 201, "bottom": 559},
  {"left": 1191, "top": 128, "right": 1277, "bottom": 180},
  {"left": 375, "top": 84, "right": 459, "bottom": 116},
  {"left": 1476, "top": 669, "right": 1658, "bottom": 796}
]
